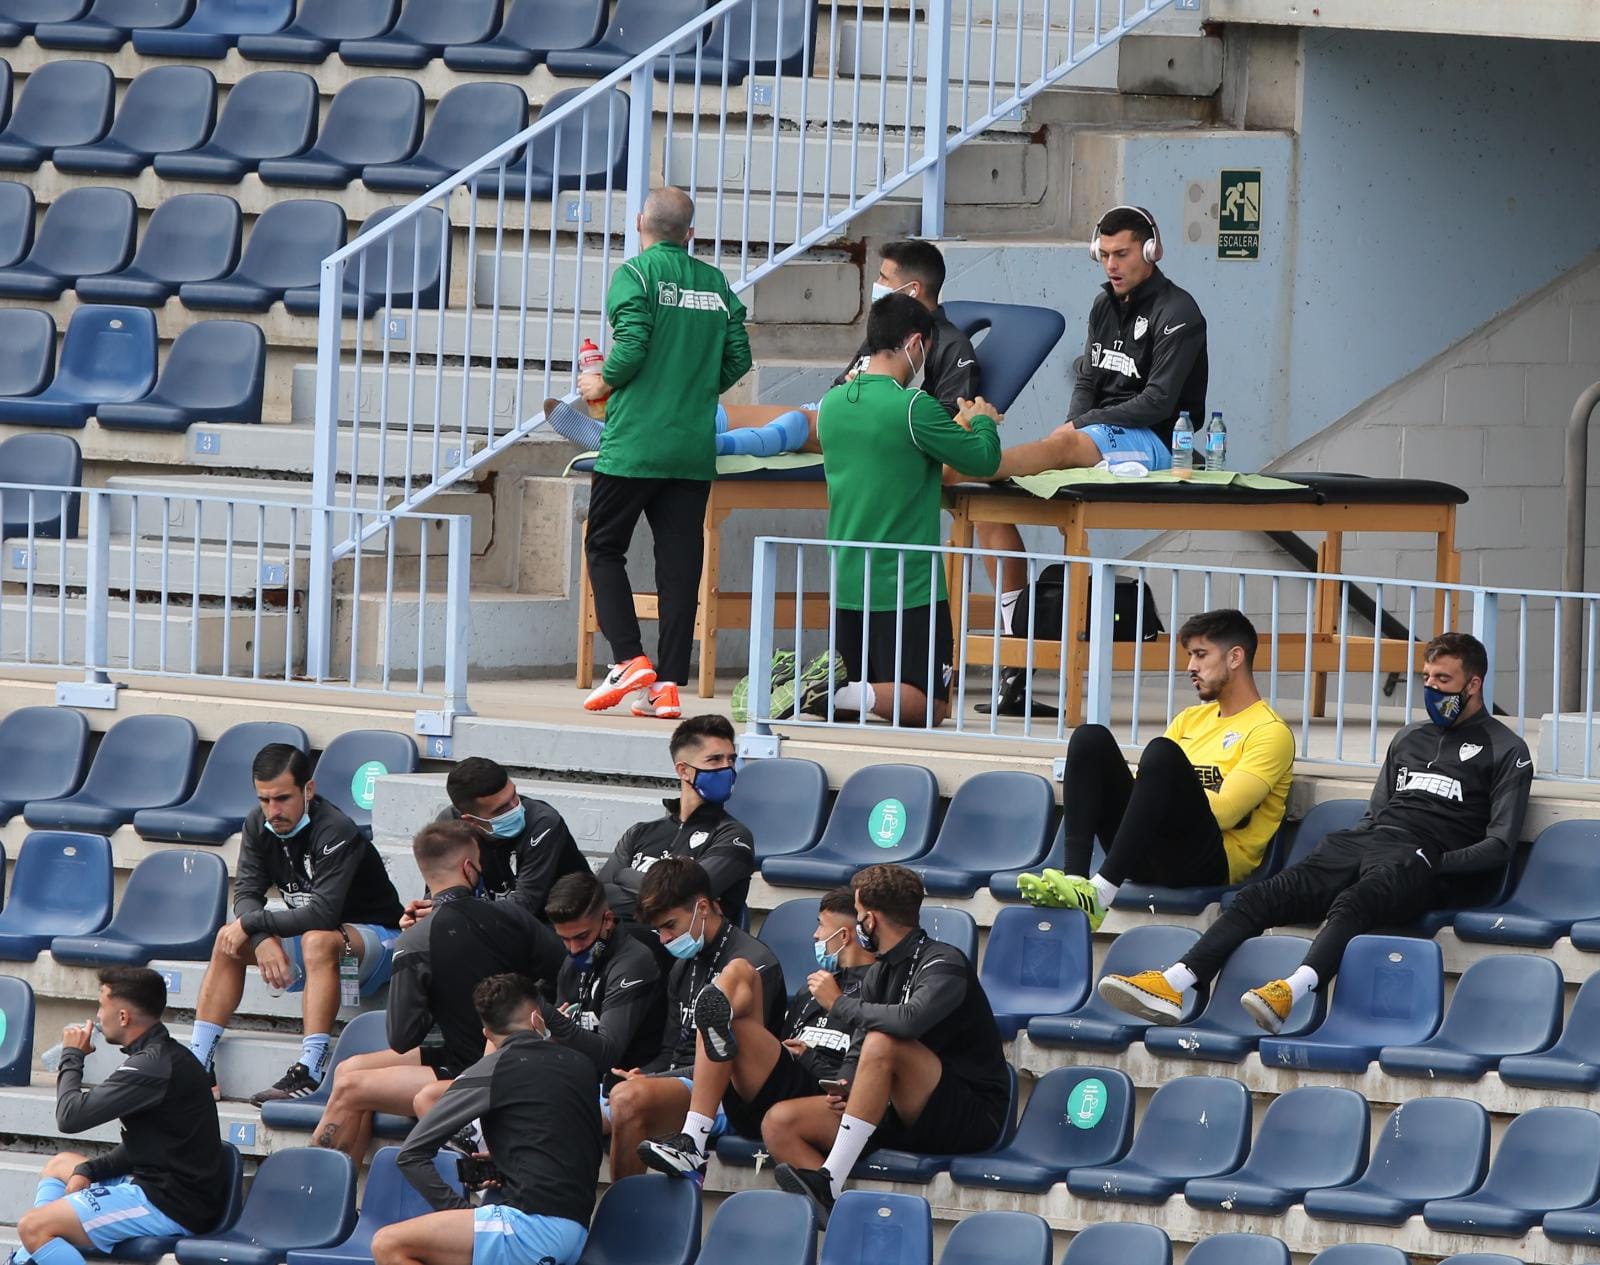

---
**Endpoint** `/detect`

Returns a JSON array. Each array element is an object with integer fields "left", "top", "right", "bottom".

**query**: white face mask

[
  {"left": 871, "top": 279, "right": 915, "bottom": 304},
  {"left": 902, "top": 338, "right": 927, "bottom": 386}
]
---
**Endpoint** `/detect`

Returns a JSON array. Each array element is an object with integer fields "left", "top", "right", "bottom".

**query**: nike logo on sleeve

[
  {"left": 1516, "top": 758, "right": 1533, "bottom": 768},
  {"left": 1162, "top": 323, "right": 1187, "bottom": 336}
]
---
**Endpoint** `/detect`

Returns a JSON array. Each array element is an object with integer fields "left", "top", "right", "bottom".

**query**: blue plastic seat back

[
  {"left": 1546, "top": 972, "right": 1600, "bottom": 1062},
  {"left": 317, "top": 77, "right": 423, "bottom": 166},
  {"left": 1120, "top": 1076, "right": 1251, "bottom": 1176},
  {"left": 989, "top": 820, "right": 1064, "bottom": 900},
  {"left": 100, "top": 64, "right": 216, "bottom": 153},
  {"left": 700, "top": 0, "right": 817, "bottom": 78},
  {"left": 914, "top": 770, "right": 1054, "bottom": 876},
  {"left": 1185, "top": 1235, "right": 1289, "bottom": 1265},
  {"left": 133, "top": 318, "right": 265, "bottom": 417},
  {"left": 284, "top": 1147, "right": 454, "bottom": 1265},
  {"left": 938, "top": 1212, "right": 1050, "bottom": 1265},
  {"left": 92, "top": 848, "right": 228, "bottom": 947},
  {"left": 1012, "top": 1065, "right": 1134, "bottom": 1170},
  {"left": 239, "top": 0, "right": 395, "bottom": 50},
  {"left": 0, "top": 180, "right": 32, "bottom": 266},
  {"left": 0, "top": 707, "right": 88, "bottom": 812},
  {"left": 414, "top": 80, "right": 528, "bottom": 174},
  {"left": 0, "top": 431, "right": 81, "bottom": 538},
  {"left": 525, "top": 85, "right": 629, "bottom": 194},
  {"left": 185, "top": 721, "right": 310, "bottom": 820},
  {"left": 697, "top": 1190, "right": 817, "bottom": 1265},
  {"left": 0, "top": 0, "right": 90, "bottom": 26},
  {"left": 942, "top": 301, "right": 1067, "bottom": 413},
  {"left": 312, "top": 729, "right": 418, "bottom": 834},
  {"left": 198, "top": 1147, "right": 357, "bottom": 1255},
  {"left": 33, "top": 305, "right": 155, "bottom": 409},
  {"left": 1150, "top": 934, "right": 1322, "bottom": 1046},
  {"left": 78, "top": 713, "right": 199, "bottom": 810},
  {"left": 347, "top": 206, "right": 449, "bottom": 311},
  {"left": 1, "top": 58, "right": 112, "bottom": 147},
  {"left": 373, "top": 0, "right": 499, "bottom": 48},
  {"left": 1417, "top": 952, "right": 1563, "bottom": 1055},
  {"left": 1467, "top": 1105, "right": 1600, "bottom": 1209},
  {"left": 0, "top": 58, "right": 8, "bottom": 121},
  {"left": 1458, "top": 819, "right": 1600, "bottom": 927},
  {"left": 820, "top": 1193, "right": 931, "bottom": 1265},
  {"left": 208, "top": 197, "right": 345, "bottom": 294},
  {"left": 157, "top": 0, "right": 292, "bottom": 38},
  {"left": 1262, "top": 935, "right": 1443, "bottom": 1065},
  {"left": 1356, "top": 1097, "right": 1490, "bottom": 1203},
  {"left": 1307, "top": 1249, "right": 1411, "bottom": 1265},
  {"left": 208, "top": 70, "right": 317, "bottom": 159},
  {"left": 919, "top": 906, "right": 976, "bottom": 962},
  {"left": 1280, "top": 799, "right": 1368, "bottom": 869},
  {"left": 979, "top": 906, "right": 1092, "bottom": 1034},
  {"left": 481, "top": 0, "right": 603, "bottom": 57},
  {"left": 45, "top": 0, "right": 188, "bottom": 36},
  {"left": 1060, "top": 1224, "right": 1171, "bottom": 1265},
  {"left": 546, "top": 0, "right": 708, "bottom": 72},
  {"left": 260, "top": 1011, "right": 387, "bottom": 1126},
  {"left": 24, "top": 187, "right": 138, "bottom": 283},
  {"left": 1434, "top": 1256, "right": 1523, "bottom": 1265},
  {"left": 1225, "top": 1085, "right": 1370, "bottom": 1188},
  {"left": 578, "top": 1173, "right": 701, "bottom": 1265},
  {"left": 0, "top": 832, "right": 112, "bottom": 935},
  {"left": 756, "top": 897, "right": 828, "bottom": 992},
  {"left": 125, "top": 192, "right": 243, "bottom": 284},
  {"left": 815, "top": 763, "right": 942, "bottom": 864},
  {"left": 726, "top": 756, "right": 828, "bottom": 860},
  {"left": 0, "top": 976, "right": 34, "bottom": 1084}
]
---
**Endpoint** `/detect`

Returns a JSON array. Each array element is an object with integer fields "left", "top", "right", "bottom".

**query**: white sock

[
  {"left": 999, "top": 588, "right": 1023, "bottom": 636},
  {"left": 681, "top": 1110, "right": 716, "bottom": 1154},
  {"left": 1089, "top": 874, "right": 1119, "bottom": 906},
  {"left": 823, "top": 1114, "right": 877, "bottom": 1198},
  {"left": 833, "top": 681, "right": 877, "bottom": 714},
  {"left": 300, "top": 1033, "right": 332, "bottom": 1082},
  {"left": 189, "top": 1020, "right": 224, "bottom": 1072},
  {"left": 1163, "top": 963, "right": 1198, "bottom": 993},
  {"left": 1285, "top": 965, "right": 1319, "bottom": 1001}
]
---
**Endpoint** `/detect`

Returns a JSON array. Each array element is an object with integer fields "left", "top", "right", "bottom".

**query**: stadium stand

[
  {"left": 0, "top": 58, "right": 111, "bottom": 167},
  {"left": 338, "top": 0, "right": 502, "bottom": 68},
  {"left": 905, "top": 770, "right": 1055, "bottom": 895},
  {"left": 280, "top": 205, "right": 448, "bottom": 318},
  {"left": 131, "top": 0, "right": 294, "bottom": 58},
  {"left": 257, "top": 76, "right": 424, "bottom": 189},
  {"left": 724, "top": 756, "right": 829, "bottom": 860},
  {"left": 76, "top": 192, "right": 242, "bottom": 305},
  {"left": 575, "top": 1174, "right": 701, "bottom": 1265},
  {"left": 237, "top": 0, "right": 396, "bottom": 61},
  {"left": 1453, "top": 819, "right": 1600, "bottom": 945},
  {"left": 97, "top": 318, "right": 266, "bottom": 431},
  {"left": 178, "top": 197, "right": 346, "bottom": 312},
  {"left": 1028, "top": 923, "right": 1204, "bottom": 1049},
  {"left": 50, "top": 63, "right": 215, "bottom": 175},
  {"left": 0, "top": 705, "right": 88, "bottom": 821},
  {"left": 544, "top": 0, "right": 709, "bottom": 77},
  {"left": 0, "top": 186, "right": 135, "bottom": 298},
  {"left": 309, "top": 729, "right": 419, "bottom": 838},
  {"left": 1058, "top": 1224, "right": 1171, "bottom": 1265},
  {"left": 174, "top": 1147, "right": 358, "bottom": 1265},
  {"left": 977, "top": 905, "right": 1091, "bottom": 1038},
  {"left": 762, "top": 763, "right": 942, "bottom": 884},
  {"left": 695, "top": 1190, "right": 817, "bottom": 1265},
  {"left": 0, "top": 831, "right": 112, "bottom": 958},
  {"left": 133, "top": 720, "right": 309, "bottom": 844},
  {"left": 819, "top": 1194, "right": 931, "bottom": 1265},
  {"left": 0, "top": 431, "right": 80, "bottom": 534},
  {"left": 35, "top": 0, "right": 188, "bottom": 49},
  {"left": 282, "top": 1147, "right": 460, "bottom": 1265},
  {"left": 1185, "top": 1236, "right": 1290, "bottom": 1265},
  {"left": 0, "top": 976, "right": 33, "bottom": 1085},
  {"left": 1422, "top": 1106, "right": 1600, "bottom": 1236},
  {"left": 23, "top": 712, "right": 197, "bottom": 831},
  {"left": 0, "top": 179, "right": 32, "bottom": 266},
  {"left": 0, "top": 318, "right": 57, "bottom": 401},
  {"left": 50, "top": 847, "right": 228, "bottom": 964},
  {"left": 153, "top": 69, "right": 318, "bottom": 181},
  {"left": 1499, "top": 970, "right": 1600, "bottom": 1089},
  {"left": 257, "top": 1012, "right": 412, "bottom": 1135},
  {"left": 938, "top": 1211, "right": 1052, "bottom": 1265},
  {"left": 0, "top": 304, "right": 154, "bottom": 425},
  {"left": 357, "top": 80, "right": 526, "bottom": 193},
  {"left": 441, "top": 0, "right": 607, "bottom": 73}
]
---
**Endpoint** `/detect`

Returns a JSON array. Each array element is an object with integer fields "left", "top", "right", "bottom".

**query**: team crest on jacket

[
  {"left": 689, "top": 831, "right": 710, "bottom": 849},
  {"left": 1459, "top": 744, "right": 1482, "bottom": 761},
  {"left": 1133, "top": 316, "right": 1148, "bottom": 340}
]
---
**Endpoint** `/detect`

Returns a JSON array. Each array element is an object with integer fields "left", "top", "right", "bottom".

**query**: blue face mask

[
  {"left": 814, "top": 927, "right": 847, "bottom": 973},
  {"left": 267, "top": 811, "right": 310, "bottom": 839},
  {"left": 570, "top": 945, "right": 595, "bottom": 972},
  {"left": 690, "top": 765, "right": 737, "bottom": 806},
  {"left": 485, "top": 801, "right": 526, "bottom": 839},
  {"left": 1424, "top": 684, "right": 1467, "bottom": 729},
  {"left": 664, "top": 904, "right": 707, "bottom": 960}
]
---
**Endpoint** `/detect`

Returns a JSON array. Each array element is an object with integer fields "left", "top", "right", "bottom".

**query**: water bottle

[
  {"left": 1205, "top": 410, "right": 1227, "bottom": 472},
  {"left": 577, "top": 338, "right": 609, "bottom": 418},
  {"left": 41, "top": 1022, "right": 100, "bottom": 1072},
  {"left": 1171, "top": 411, "right": 1195, "bottom": 478}
]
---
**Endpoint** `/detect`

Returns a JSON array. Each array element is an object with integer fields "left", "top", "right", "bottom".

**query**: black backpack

[{"left": 1011, "top": 564, "right": 1164, "bottom": 642}]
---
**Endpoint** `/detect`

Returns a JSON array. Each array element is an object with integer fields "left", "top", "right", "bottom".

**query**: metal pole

[
  {"left": 1083, "top": 560, "right": 1116, "bottom": 727},
  {"left": 920, "top": 0, "right": 953, "bottom": 238},
  {"left": 441, "top": 514, "right": 475, "bottom": 724},
  {"left": 307, "top": 259, "right": 345, "bottom": 681},
  {"left": 81, "top": 492, "right": 112, "bottom": 686},
  {"left": 1562, "top": 381, "right": 1600, "bottom": 711},
  {"left": 624, "top": 66, "right": 655, "bottom": 259}
]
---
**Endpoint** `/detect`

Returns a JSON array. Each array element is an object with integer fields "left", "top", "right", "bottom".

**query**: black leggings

[
  {"left": 1061, "top": 724, "right": 1229, "bottom": 889},
  {"left": 1182, "top": 826, "right": 1439, "bottom": 984}
]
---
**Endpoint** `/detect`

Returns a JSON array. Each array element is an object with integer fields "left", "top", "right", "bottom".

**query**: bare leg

[
  {"left": 845, "top": 1031, "right": 943, "bottom": 1128},
  {"left": 688, "top": 960, "right": 786, "bottom": 1119},
  {"left": 314, "top": 1050, "right": 431, "bottom": 1159},
  {"left": 413, "top": 1079, "right": 451, "bottom": 1119},
  {"left": 18, "top": 1155, "right": 96, "bottom": 1256},
  {"left": 976, "top": 524, "right": 1030, "bottom": 597},
  {"left": 761, "top": 1095, "right": 844, "bottom": 1169},
  {"left": 372, "top": 1209, "right": 475, "bottom": 1265},
  {"left": 864, "top": 685, "right": 950, "bottom": 728},
  {"left": 607, "top": 1077, "right": 691, "bottom": 1179},
  {"left": 195, "top": 937, "right": 256, "bottom": 1027},
  {"left": 300, "top": 926, "right": 365, "bottom": 1037}
]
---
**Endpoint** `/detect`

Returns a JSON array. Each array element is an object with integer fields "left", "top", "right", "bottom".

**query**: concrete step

[
  {"left": 2, "top": 538, "right": 299, "bottom": 599},
  {"left": 336, "top": 586, "right": 576, "bottom": 674},
  {"left": 292, "top": 361, "right": 598, "bottom": 434},
  {"left": 0, "top": 597, "right": 296, "bottom": 674},
  {"left": 0, "top": 1081, "right": 295, "bottom": 1160}
]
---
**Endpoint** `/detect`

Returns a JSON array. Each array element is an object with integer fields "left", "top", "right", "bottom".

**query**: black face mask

[{"left": 854, "top": 917, "right": 877, "bottom": 952}]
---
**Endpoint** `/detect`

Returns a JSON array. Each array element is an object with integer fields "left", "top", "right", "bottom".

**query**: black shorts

[
  {"left": 421, "top": 1047, "right": 464, "bottom": 1080},
  {"left": 871, "top": 1066, "right": 1007, "bottom": 1156},
  {"left": 835, "top": 601, "right": 954, "bottom": 703},
  {"left": 721, "top": 1047, "right": 821, "bottom": 1141}
]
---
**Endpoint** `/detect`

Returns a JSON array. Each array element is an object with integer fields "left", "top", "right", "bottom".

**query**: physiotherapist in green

[{"left": 577, "top": 187, "right": 752, "bottom": 721}]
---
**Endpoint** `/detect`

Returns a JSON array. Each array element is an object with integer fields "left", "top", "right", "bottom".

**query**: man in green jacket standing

[{"left": 578, "top": 187, "right": 752, "bottom": 719}]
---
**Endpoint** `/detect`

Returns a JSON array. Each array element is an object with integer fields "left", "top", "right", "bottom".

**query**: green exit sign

[{"left": 1218, "top": 168, "right": 1262, "bottom": 261}]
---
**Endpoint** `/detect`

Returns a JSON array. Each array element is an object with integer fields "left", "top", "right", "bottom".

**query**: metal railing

[
  {"left": 305, "top": 0, "right": 1177, "bottom": 678},
  {"left": 0, "top": 483, "right": 472, "bottom": 728},
  {"left": 744, "top": 534, "right": 1600, "bottom": 782}
]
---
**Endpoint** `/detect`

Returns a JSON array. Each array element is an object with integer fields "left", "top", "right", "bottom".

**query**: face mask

[
  {"left": 570, "top": 945, "right": 595, "bottom": 972},
  {"left": 664, "top": 904, "right": 707, "bottom": 960},
  {"left": 1424, "top": 683, "right": 1468, "bottom": 729},
  {"left": 870, "top": 280, "right": 913, "bottom": 304},
  {"left": 485, "top": 801, "right": 525, "bottom": 839},
  {"left": 901, "top": 340, "right": 926, "bottom": 386},
  {"left": 854, "top": 916, "right": 877, "bottom": 952},
  {"left": 814, "top": 927, "right": 847, "bottom": 973},
  {"left": 267, "top": 811, "right": 310, "bottom": 839},
  {"left": 690, "top": 764, "right": 737, "bottom": 805}
]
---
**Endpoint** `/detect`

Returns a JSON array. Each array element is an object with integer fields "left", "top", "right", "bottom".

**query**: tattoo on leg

[{"left": 314, "top": 1123, "right": 341, "bottom": 1150}]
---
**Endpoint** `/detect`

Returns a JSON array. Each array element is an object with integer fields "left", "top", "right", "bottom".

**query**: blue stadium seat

[
  {"left": 261, "top": 1012, "right": 412, "bottom": 1133},
  {"left": 0, "top": 832, "right": 111, "bottom": 959},
  {"left": 0, "top": 304, "right": 154, "bottom": 427},
  {"left": 918, "top": 905, "right": 976, "bottom": 961},
  {"left": 1184, "top": 1085, "right": 1369, "bottom": 1215},
  {"left": 1453, "top": 821, "right": 1600, "bottom": 946},
  {"left": 519, "top": 85, "right": 629, "bottom": 200},
  {"left": 97, "top": 318, "right": 266, "bottom": 431},
  {"left": 259, "top": 76, "right": 423, "bottom": 188},
  {"left": 0, "top": 59, "right": 113, "bottom": 168},
  {"left": 1257, "top": 935, "right": 1443, "bottom": 1073},
  {"left": 0, "top": 186, "right": 136, "bottom": 299},
  {"left": 175, "top": 1147, "right": 358, "bottom": 1265},
  {"left": 0, "top": 430, "right": 82, "bottom": 536},
  {"left": 657, "top": 0, "right": 818, "bottom": 82},
  {"left": 310, "top": 729, "right": 418, "bottom": 839},
  {"left": 697, "top": 1190, "right": 817, "bottom": 1265},
  {"left": 755, "top": 897, "right": 826, "bottom": 993},
  {"left": 77, "top": 192, "right": 241, "bottom": 305},
  {"left": 1304, "top": 1096, "right": 1489, "bottom": 1226},
  {"left": 35, "top": 0, "right": 189, "bottom": 49},
  {"left": 0, "top": 976, "right": 34, "bottom": 1085},
  {"left": 239, "top": 0, "right": 394, "bottom": 61},
  {"left": 0, "top": 57, "right": 9, "bottom": 121},
  {"left": 1500, "top": 971, "right": 1600, "bottom": 1090},
  {"left": 908, "top": 771, "right": 1054, "bottom": 896},
  {"left": 1306, "top": 1249, "right": 1410, "bottom": 1265},
  {"left": 281, "top": 205, "right": 449, "bottom": 319},
  {"left": 0, "top": 308, "right": 53, "bottom": 397},
  {"left": 133, "top": 0, "right": 291, "bottom": 56},
  {"left": 989, "top": 821, "right": 1063, "bottom": 902},
  {"left": 1378, "top": 952, "right": 1561, "bottom": 1080},
  {"left": 1109, "top": 826, "right": 1288, "bottom": 917},
  {"left": 50, "top": 848, "right": 227, "bottom": 964},
  {"left": 948, "top": 1065, "right": 1133, "bottom": 1193},
  {"left": 180, "top": 197, "right": 346, "bottom": 312},
  {"left": 938, "top": 1212, "right": 1050, "bottom": 1265},
  {"left": 340, "top": 0, "right": 500, "bottom": 67},
  {"left": 979, "top": 906, "right": 1091, "bottom": 1039},
  {"left": 819, "top": 1193, "right": 930, "bottom": 1265},
  {"left": 23, "top": 713, "right": 198, "bottom": 833},
  {"left": 361, "top": 80, "right": 527, "bottom": 194},
  {"left": 133, "top": 720, "right": 308, "bottom": 843},
  {"left": 943, "top": 301, "right": 1067, "bottom": 414},
  {"left": 443, "top": 0, "right": 604, "bottom": 73},
  {"left": 1184, "top": 1236, "right": 1289, "bottom": 1265},
  {"left": 1571, "top": 918, "right": 1600, "bottom": 951},
  {"left": 108, "top": 1144, "right": 243, "bottom": 1257},
  {"left": 855, "top": 1065, "right": 1016, "bottom": 1183},
  {"left": 0, "top": 0, "right": 89, "bottom": 44},
  {"left": 1144, "top": 934, "right": 1324, "bottom": 1064},
  {"left": 0, "top": 179, "right": 32, "bottom": 266},
  {"left": 284, "top": 1147, "right": 460, "bottom": 1265},
  {"left": 761, "top": 764, "right": 940, "bottom": 886},
  {"left": 1423, "top": 1106, "right": 1600, "bottom": 1237},
  {"left": 154, "top": 70, "right": 316, "bottom": 181},
  {"left": 545, "top": 0, "right": 709, "bottom": 77},
  {"left": 53, "top": 63, "right": 215, "bottom": 174},
  {"left": 1027, "top": 923, "right": 1204, "bottom": 1050},
  {"left": 1433, "top": 1257, "right": 1523, "bottom": 1265},
  {"left": 1543, "top": 1187, "right": 1600, "bottom": 1244},
  {"left": 1219, "top": 799, "right": 1368, "bottom": 909},
  {"left": 0, "top": 706, "right": 89, "bottom": 822},
  {"left": 1065, "top": 1075, "right": 1251, "bottom": 1204},
  {"left": 725, "top": 756, "right": 828, "bottom": 861},
  {"left": 577, "top": 1173, "right": 702, "bottom": 1265},
  {"left": 1059, "top": 1224, "right": 1170, "bottom": 1265}
]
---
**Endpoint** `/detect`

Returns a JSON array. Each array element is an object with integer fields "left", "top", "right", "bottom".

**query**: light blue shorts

[
  {"left": 472, "top": 1206, "right": 587, "bottom": 1265},
  {"left": 65, "top": 1179, "right": 190, "bottom": 1252},
  {"left": 1078, "top": 423, "right": 1173, "bottom": 470},
  {"left": 596, "top": 1079, "right": 726, "bottom": 1138},
  {"left": 284, "top": 924, "right": 401, "bottom": 997}
]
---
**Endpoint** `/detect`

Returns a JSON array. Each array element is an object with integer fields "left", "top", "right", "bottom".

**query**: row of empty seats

[
  {"left": 0, "top": 59, "right": 627, "bottom": 194},
  {"left": 0, "top": 0, "right": 814, "bottom": 78}
]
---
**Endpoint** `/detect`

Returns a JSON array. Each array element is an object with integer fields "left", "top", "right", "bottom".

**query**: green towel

[
  {"left": 564, "top": 451, "right": 825, "bottom": 478},
  {"left": 1009, "top": 468, "right": 1308, "bottom": 498}
]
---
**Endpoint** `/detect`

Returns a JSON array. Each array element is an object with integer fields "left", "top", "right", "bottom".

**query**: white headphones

[{"left": 1090, "top": 205, "right": 1164, "bottom": 264}]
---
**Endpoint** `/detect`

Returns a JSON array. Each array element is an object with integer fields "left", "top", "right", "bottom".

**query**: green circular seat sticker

[
  {"left": 867, "top": 798, "right": 907, "bottom": 848},
  {"left": 351, "top": 760, "right": 389, "bottom": 811},
  {"left": 1066, "top": 1077, "right": 1107, "bottom": 1129}
]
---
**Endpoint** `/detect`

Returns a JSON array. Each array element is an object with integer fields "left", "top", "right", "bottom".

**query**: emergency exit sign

[{"left": 1218, "top": 169, "right": 1262, "bottom": 260}]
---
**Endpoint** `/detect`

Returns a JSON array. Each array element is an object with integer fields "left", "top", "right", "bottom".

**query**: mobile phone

[{"left": 818, "top": 1078, "right": 849, "bottom": 1093}]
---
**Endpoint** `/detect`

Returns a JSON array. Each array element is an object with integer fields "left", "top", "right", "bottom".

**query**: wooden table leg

[
  {"left": 945, "top": 497, "right": 974, "bottom": 671},
  {"left": 1435, "top": 505, "right": 1461, "bottom": 633},
  {"left": 1311, "top": 530, "right": 1344, "bottom": 717},
  {"left": 576, "top": 518, "right": 594, "bottom": 689},
  {"left": 696, "top": 499, "right": 728, "bottom": 699},
  {"left": 1063, "top": 510, "right": 1090, "bottom": 727}
]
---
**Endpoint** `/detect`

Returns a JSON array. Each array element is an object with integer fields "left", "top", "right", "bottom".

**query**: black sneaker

[
  {"left": 694, "top": 982, "right": 738, "bottom": 1062},
  {"left": 774, "top": 1164, "right": 836, "bottom": 1227},
  {"left": 975, "top": 668, "right": 1060, "bottom": 718},
  {"left": 637, "top": 1132, "right": 708, "bottom": 1183},
  {"left": 250, "top": 1061, "right": 320, "bottom": 1106}
]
